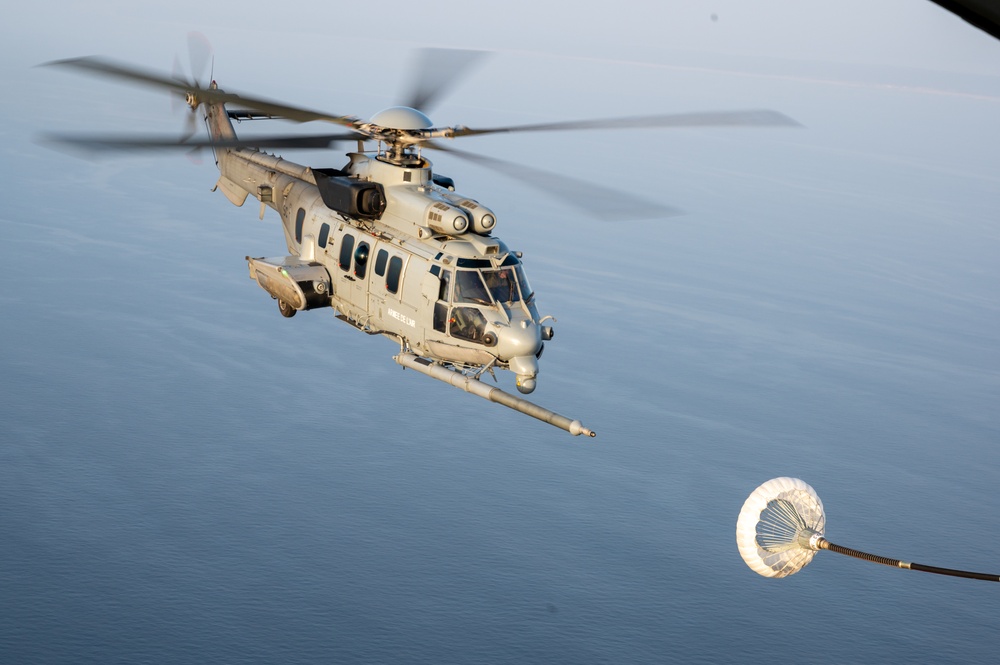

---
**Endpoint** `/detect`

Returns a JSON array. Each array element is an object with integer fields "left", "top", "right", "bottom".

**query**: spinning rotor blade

[
  {"left": 186, "top": 32, "right": 213, "bottom": 87},
  {"left": 449, "top": 109, "right": 800, "bottom": 138},
  {"left": 41, "top": 131, "right": 365, "bottom": 155},
  {"left": 401, "top": 48, "right": 490, "bottom": 113},
  {"left": 47, "top": 56, "right": 197, "bottom": 95},
  {"left": 170, "top": 53, "right": 200, "bottom": 142},
  {"left": 170, "top": 55, "right": 187, "bottom": 113},
  {"left": 427, "top": 141, "right": 681, "bottom": 221},
  {"left": 43, "top": 57, "right": 359, "bottom": 128}
]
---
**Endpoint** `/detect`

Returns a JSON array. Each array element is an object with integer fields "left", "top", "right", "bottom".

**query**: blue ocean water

[{"left": 2, "top": 52, "right": 999, "bottom": 663}]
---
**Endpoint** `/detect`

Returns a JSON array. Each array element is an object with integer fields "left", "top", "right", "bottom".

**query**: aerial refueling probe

[{"left": 395, "top": 353, "right": 595, "bottom": 437}]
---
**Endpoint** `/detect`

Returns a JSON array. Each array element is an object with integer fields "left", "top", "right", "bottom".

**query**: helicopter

[{"left": 44, "top": 45, "right": 798, "bottom": 437}]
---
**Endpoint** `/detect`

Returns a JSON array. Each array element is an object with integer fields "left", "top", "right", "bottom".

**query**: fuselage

[{"left": 202, "top": 94, "right": 549, "bottom": 393}]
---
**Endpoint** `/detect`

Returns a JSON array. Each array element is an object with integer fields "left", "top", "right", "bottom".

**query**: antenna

[{"left": 736, "top": 477, "right": 1000, "bottom": 582}]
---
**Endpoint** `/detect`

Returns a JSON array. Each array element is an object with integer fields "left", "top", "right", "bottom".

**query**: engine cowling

[
  {"left": 438, "top": 191, "right": 497, "bottom": 234},
  {"left": 425, "top": 201, "right": 470, "bottom": 235}
]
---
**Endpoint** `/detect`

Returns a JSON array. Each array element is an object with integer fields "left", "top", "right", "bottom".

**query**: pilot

[{"left": 449, "top": 307, "right": 480, "bottom": 341}]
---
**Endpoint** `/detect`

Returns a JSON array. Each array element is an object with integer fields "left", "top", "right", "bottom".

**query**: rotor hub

[{"left": 369, "top": 106, "right": 433, "bottom": 130}]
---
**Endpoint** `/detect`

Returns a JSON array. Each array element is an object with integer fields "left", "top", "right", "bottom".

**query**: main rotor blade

[
  {"left": 41, "top": 131, "right": 364, "bottom": 155},
  {"left": 46, "top": 56, "right": 195, "bottom": 95},
  {"left": 450, "top": 109, "right": 801, "bottom": 138},
  {"left": 426, "top": 142, "right": 680, "bottom": 221},
  {"left": 43, "top": 57, "right": 360, "bottom": 128},
  {"left": 401, "top": 48, "right": 490, "bottom": 113}
]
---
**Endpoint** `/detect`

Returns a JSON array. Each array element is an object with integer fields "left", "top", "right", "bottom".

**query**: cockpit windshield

[
  {"left": 455, "top": 268, "right": 533, "bottom": 307},
  {"left": 454, "top": 270, "right": 492, "bottom": 305},
  {"left": 482, "top": 267, "right": 520, "bottom": 305},
  {"left": 452, "top": 257, "right": 534, "bottom": 308}
]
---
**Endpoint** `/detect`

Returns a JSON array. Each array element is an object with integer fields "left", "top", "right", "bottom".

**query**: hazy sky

[
  {"left": 3, "top": 3, "right": 1000, "bottom": 663},
  {"left": 5, "top": 1, "right": 999, "bottom": 75},
  {"left": 6, "top": 1, "right": 997, "bottom": 179}
]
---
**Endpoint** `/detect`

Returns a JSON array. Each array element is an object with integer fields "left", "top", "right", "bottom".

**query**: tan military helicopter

[{"left": 45, "top": 45, "right": 796, "bottom": 437}]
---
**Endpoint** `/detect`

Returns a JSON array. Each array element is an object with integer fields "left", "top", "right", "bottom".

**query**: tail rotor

[{"left": 171, "top": 33, "right": 213, "bottom": 151}]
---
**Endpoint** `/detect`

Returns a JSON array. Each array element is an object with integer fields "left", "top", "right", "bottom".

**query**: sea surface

[{"left": 2, "top": 44, "right": 999, "bottom": 663}]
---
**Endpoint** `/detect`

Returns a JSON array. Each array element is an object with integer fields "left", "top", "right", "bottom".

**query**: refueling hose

[{"left": 819, "top": 539, "right": 1000, "bottom": 582}]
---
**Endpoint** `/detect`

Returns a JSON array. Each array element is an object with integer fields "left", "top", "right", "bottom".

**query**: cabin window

[
  {"left": 386, "top": 256, "right": 403, "bottom": 294},
  {"left": 375, "top": 249, "right": 388, "bottom": 277},
  {"left": 318, "top": 223, "right": 330, "bottom": 248},
  {"left": 295, "top": 208, "right": 306, "bottom": 243},
  {"left": 339, "top": 234, "right": 355, "bottom": 271},
  {"left": 354, "top": 242, "right": 370, "bottom": 279}
]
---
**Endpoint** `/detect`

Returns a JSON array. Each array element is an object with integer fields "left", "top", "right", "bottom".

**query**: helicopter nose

[
  {"left": 509, "top": 354, "right": 540, "bottom": 394},
  {"left": 496, "top": 318, "right": 542, "bottom": 362},
  {"left": 495, "top": 319, "right": 542, "bottom": 394}
]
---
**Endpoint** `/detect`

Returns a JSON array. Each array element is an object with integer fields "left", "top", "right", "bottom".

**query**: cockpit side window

[
  {"left": 439, "top": 270, "right": 452, "bottom": 302},
  {"left": 433, "top": 269, "right": 452, "bottom": 333},
  {"left": 514, "top": 265, "right": 533, "bottom": 303},
  {"left": 450, "top": 306, "right": 487, "bottom": 343}
]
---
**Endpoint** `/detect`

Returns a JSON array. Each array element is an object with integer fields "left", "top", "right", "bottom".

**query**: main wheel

[{"left": 278, "top": 299, "right": 296, "bottom": 318}]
